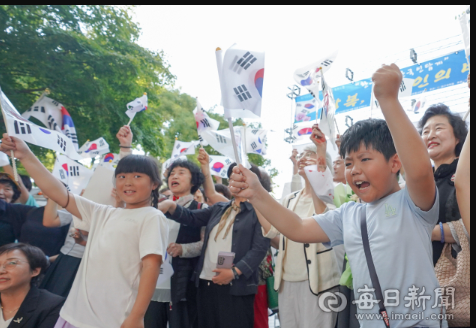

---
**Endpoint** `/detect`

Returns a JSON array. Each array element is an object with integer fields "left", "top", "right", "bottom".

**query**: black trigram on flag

[
  {"left": 59, "top": 169, "right": 67, "bottom": 180},
  {"left": 99, "top": 139, "right": 105, "bottom": 147},
  {"left": 225, "top": 159, "right": 232, "bottom": 165},
  {"left": 200, "top": 119, "right": 211, "bottom": 128},
  {"left": 234, "top": 85, "right": 252, "bottom": 103},
  {"left": 64, "top": 131, "right": 78, "bottom": 145},
  {"left": 215, "top": 134, "right": 227, "bottom": 144},
  {"left": 237, "top": 52, "right": 258, "bottom": 70},
  {"left": 400, "top": 80, "right": 407, "bottom": 93},
  {"left": 14, "top": 121, "right": 32, "bottom": 135},
  {"left": 69, "top": 166, "right": 80, "bottom": 177},
  {"left": 57, "top": 135, "right": 67, "bottom": 152},
  {"left": 321, "top": 59, "right": 333, "bottom": 67},
  {"left": 198, "top": 135, "right": 204, "bottom": 143},
  {"left": 251, "top": 130, "right": 259, "bottom": 135},
  {"left": 47, "top": 115, "right": 59, "bottom": 131},
  {"left": 52, "top": 100, "right": 60, "bottom": 107},
  {"left": 29, "top": 106, "right": 46, "bottom": 113},
  {"left": 251, "top": 142, "right": 258, "bottom": 150}
]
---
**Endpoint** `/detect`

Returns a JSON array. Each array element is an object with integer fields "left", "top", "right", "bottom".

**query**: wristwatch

[{"left": 231, "top": 267, "right": 240, "bottom": 280}]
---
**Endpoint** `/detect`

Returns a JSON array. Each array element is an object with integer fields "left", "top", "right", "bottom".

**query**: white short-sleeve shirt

[
  {"left": 314, "top": 187, "right": 447, "bottom": 328},
  {"left": 60, "top": 195, "right": 169, "bottom": 328}
]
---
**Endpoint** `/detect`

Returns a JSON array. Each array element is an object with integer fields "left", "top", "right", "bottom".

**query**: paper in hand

[{"left": 304, "top": 165, "right": 334, "bottom": 204}]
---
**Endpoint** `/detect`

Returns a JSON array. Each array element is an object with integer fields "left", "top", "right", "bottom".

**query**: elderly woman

[
  {"left": 159, "top": 163, "right": 270, "bottom": 328},
  {"left": 419, "top": 104, "right": 469, "bottom": 265},
  {"left": 0, "top": 243, "right": 64, "bottom": 328},
  {"left": 256, "top": 124, "right": 341, "bottom": 328}
]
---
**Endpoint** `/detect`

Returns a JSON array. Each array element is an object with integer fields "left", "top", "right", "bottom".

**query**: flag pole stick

[
  {"left": 227, "top": 118, "right": 241, "bottom": 166},
  {"left": 126, "top": 114, "right": 135, "bottom": 127},
  {"left": 0, "top": 90, "right": 19, "bottom": 182}
]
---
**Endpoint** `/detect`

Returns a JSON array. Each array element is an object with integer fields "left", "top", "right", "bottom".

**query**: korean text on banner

[
  {"left": 219, "top": 44, "right": 265, "bottom": 120},
  {"left": 23, "top": 95, "right": 79, "bottom": 151},
  {"left": 1, "top": 88, "right": 82, "bottom": 160},
  {"left": 322, "top": 50, "right": 469, "bottom": 115}
]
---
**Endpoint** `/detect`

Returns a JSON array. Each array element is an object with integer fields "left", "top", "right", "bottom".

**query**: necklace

[{"left": 1, "top": 305, "right": 19, "bottom": 315}]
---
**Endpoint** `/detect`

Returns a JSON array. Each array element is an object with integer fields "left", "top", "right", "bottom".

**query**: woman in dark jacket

[
  {"left": 419, "top": 104, "right": 469, "bottom": 264},
  {"left": 145, "top": 160, "right": 206, "bottom": 328},
  {"left": 0, "top": 243, "right": 64, "bottom": 328},
  {"left": 159, "top": 164, "right": 270, "bottom": 328}
]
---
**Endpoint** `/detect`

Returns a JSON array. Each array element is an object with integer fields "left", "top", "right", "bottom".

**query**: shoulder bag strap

[{"left": 360, "top": 209, "right": 391, "bottom": 328}]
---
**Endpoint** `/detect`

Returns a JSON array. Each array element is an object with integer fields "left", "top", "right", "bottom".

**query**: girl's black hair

[
  {"left": 115, "top": 155, "right": 162, "bottom": 208},
  {"left": 0, "top": 177, "right": 21, "bottom": 203},
  {"left": 0, "top": 243, "right": 48, "bottom": 286},
  {"left": 418, "top": 104, "right": 468, "bottom": 156},
  {"left": 166, "top": 160, "right": 205, "bottom": 195}
]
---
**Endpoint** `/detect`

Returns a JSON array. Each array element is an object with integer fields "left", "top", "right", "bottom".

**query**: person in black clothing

[
  {"left": 145, "top": 160, "right": 205, "bottom": 328},
  {"left": 419, "top": 104, "right": 469, "bottom": 264},
  {"left": 0, "top": 243, "right": 64, "bottom": 328},
  {"left": 159, "top": 164, "right": 270, "bottom": 328},
  {"left": 0, "top": 173, "right": 21, "bottom": 246},
  {"left": 0, "top": 172, "right": 69, "bottom": 257}
]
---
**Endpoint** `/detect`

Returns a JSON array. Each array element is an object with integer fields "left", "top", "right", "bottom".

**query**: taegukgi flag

[
  {"left": 293, "top": 50, "right": 338, "bottom": 98},
  {"left": 295, "top": 94, "right": 319, "bottom": 123},
  {"left": 1, "top": 88, "right": 81, "bottom": 160},
  {"left": 77, "top": 137, "right": 110, "bottom": 159},
  {"left": 171, "top": 140, "right": 200, "bottom": 159},
  {"left": 320, "top": 72, "right": 337, "bottom": 150},
  {"left": 125, "top": 93, "right": 148, "bottom": 120},
  {"left": 209, "top": 155, "right": 234, "bottom": 179},
  {"left": 194, "top": 98, "right": 220, "bottom": 146},
  {"left": 200, "top": 127, "right": 250, "bottom": 168},
  {"left": 217, "top": 44, "right": 265, "bottom": 120},
  {"left": 23, "top": 95, "right": 79, "bottom": 150},
  {"left": 52, "top": 154, "right": 94, "bottom": 195}
]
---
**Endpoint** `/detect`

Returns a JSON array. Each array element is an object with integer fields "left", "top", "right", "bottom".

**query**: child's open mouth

[{"left": 355, "top": 181, "right": 371, "bottom": 190}]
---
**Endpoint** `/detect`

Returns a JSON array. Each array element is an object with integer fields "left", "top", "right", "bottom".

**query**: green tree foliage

[
  {"left": 0, "top": 5, "right": 174, "bottom": 158},
  {"left": 0, "top": 5, "right": 277, "bottom": 185}
]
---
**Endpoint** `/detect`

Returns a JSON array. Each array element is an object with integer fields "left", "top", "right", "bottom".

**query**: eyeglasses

[{"left": 0, "top": 260, "right": 26, "bottom": 271}]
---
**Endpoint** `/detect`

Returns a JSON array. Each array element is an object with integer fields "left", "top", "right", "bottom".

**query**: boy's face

[{"left": 344, "top": 144, "right": 401, "bottom": 203}]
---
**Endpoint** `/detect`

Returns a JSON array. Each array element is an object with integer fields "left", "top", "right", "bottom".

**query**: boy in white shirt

[{"left": 228, "top": 64, "right": 447, "bottom": 328}]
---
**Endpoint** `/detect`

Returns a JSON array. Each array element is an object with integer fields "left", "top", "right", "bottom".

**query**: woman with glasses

[{"left": 0, "top": 243, "right": 64, "bottom": 328}]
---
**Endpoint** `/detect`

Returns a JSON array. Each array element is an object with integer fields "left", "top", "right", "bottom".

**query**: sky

[{"left": 133, "top": 5, "right": 469, "bottom": 197}]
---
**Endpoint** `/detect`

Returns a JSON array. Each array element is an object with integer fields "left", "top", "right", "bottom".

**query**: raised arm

[
  {"left": 1, "top": 134, "right": 82, "bottom": 219},
  {"left": 159, "top": 199, "right": 212, "bottom": 227},
  {"left": 117, "top": 125, "right": 133, "bottom": 159},
  {"left": 197, "top": 148, "right": 228, "bottom": 204},
  {"left": 229, "top": 166, "right": 330, "bottom": 244},
  {"left": 455, "top": 129, "right": 470, "bottom": 235},
  {"left": 43, "top": 198, "right": 62, "bottom": 228},
  {"left": 373, "top": 64, "right": 436, "bottom": 211}
]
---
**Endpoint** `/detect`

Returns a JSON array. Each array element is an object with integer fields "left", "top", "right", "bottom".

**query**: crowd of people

[{"left": 0, "top": 66, "right": 470, "bottom": 328}]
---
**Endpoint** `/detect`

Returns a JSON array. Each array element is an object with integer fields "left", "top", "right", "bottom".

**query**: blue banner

[{"left": 313, "top": 50, "right": 470, "bottom": 117}]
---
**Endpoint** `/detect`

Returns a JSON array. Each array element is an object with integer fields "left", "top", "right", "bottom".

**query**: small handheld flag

[{"left": 126, "top": 93, "right": 148, "bottom": 125}]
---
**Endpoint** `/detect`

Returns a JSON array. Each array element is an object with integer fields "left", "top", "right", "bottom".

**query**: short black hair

[
  {"left": 418, "top": 104, "right": 468, "bottom": 156},
  {"left": 0, "top": 243, "right": 48, "bottom": 286},
  {"left": 227, "top": 163, "right": 272, "bottom": 192},
  {"left": 159, "top": 187, "right": 170, "bottom": 194},
  {"left": 20, "top": 175, "right": 33, "bottom": 192},
  {"left": 215, "top": 184, "right": 232, "bottom": 200},
  {"left": 340, "top": 119, "right": 397, "bottom": 161},
  {"left": 0, "top": 177, "right": 21, "bottom": 203},
  {"left": 167, "top": 160, "right": 205, "bottom": 195},
  {"left": 115, "top": 155, "right": 162, "bottom": 208}
]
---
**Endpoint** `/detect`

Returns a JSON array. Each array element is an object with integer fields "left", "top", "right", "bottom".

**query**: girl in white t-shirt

[{"left": 1, "top": 135, "right": 169, "bottom": 328}]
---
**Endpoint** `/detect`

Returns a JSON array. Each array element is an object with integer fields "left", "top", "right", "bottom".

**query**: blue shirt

[{"left": 315, "top": 187, "right": 447, "bottom": 328}]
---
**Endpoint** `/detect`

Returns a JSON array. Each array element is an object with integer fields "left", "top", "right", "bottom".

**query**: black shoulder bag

[{"left": 360, "top": 210, "right": 391, "bottom": 328}]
